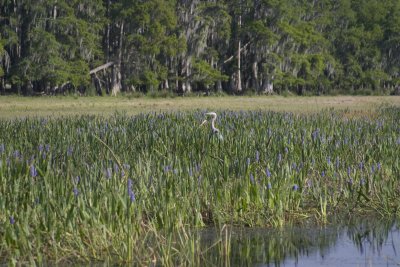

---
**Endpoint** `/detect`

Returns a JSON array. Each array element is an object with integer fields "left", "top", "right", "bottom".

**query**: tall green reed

[{"left": 0, "top": 107, "right": 399, "bottom": 264}]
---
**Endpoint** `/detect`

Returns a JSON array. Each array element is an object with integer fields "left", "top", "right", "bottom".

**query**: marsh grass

[
  {"left": 0, "top": 107, "right": 399, "bottom": 265},
  {"left": 0, "top": 95, "right": 399, "bottom": 119}
]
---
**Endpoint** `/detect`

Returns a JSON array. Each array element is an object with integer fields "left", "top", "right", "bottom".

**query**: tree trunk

[
  {"left": 235, "top": 14, "right": 242, "bottom": 93},
  {"left": 252, "top": 61, "right": 259, "bottom": 92},
  {"left": 0, "top": 77, "right": 5, "bottom": 95},
  {"left": 262, "top": 78, "right": 274, "bottom": 94},
  {"left": 112, "top": 22, "right": 124, "bottom": 96}
]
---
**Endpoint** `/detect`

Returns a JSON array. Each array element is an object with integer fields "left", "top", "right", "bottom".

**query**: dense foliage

[
  {"left": 0, "top": 108, "right": 399, "bottom": 263},
  {"left": 1, "top": 0, "right": 400, "bottom": 95}
]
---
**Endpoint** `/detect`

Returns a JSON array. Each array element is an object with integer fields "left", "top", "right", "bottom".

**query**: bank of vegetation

[
  {"left": 1, "top": 0, "right": 400, "bottom": 96},
  {"left": 0, "top": 107, "right": 399, "bottom": 264}
]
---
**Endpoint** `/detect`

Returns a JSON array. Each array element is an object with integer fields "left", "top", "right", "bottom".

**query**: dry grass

[{"left": 0, "top": 95, "right": 399, "bottom": 118}]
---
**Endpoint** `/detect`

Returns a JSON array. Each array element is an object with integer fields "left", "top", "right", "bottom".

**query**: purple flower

[
  {"left": 106, "top": 168, "right": 112, "bottom": 179},
  {"left": 255, "top": 151, "right": 260, "bottom": 162},
  {"left": 292, "top": 162, "right": 297, "bottom": 170},
  {"left": 347, "top": 167, "right": 351, "bottom": 177},
  {"left": 247, "top": 158, "right": 251, "bottom": 166},
  {"left": 377, "top": 162, "right": 381, "bottom": 170},
  {"left": 250, "top": 174, "right": 255, "bottom": 184},
  {"left": 45, "top": 144, "right": 50, "bottom": 152},
  {"left": 266, "top": 182, "right": 272, "bottom": 190},
  {"left": 164, "top": 165, "right": 171, "bottom": 173},
  {"left": 327, "top": 157, "right": 331, "bottom": 165},
  {"left": 292, "top": 184, "right": 299, "bottom": 191},
  {"left": 9, "top": 216, "right": 15, "bottom": 225},
  {"left": 114, "top": 163, "right": 119, "bottom": 173},
  {"left": 127, "top": 179, "right": 135, "bottom": 202},
  {"left": 266, "top": 168, "right": 271, "bottom": 178},
  {"left": 278, "top": 153, "right": 282, "bottom": 163},
  {"left": 30, "top": 165, "right": 37, "bottom": 177},
  {"left": 195, "top": 163, "right": 201, "bottom": 172},
  {"left": 67, "top": 146, "right": 74, "bottom": 157},
  {"left": 321, "top": 171, "right": 325, "bottom": 177},
  {"left": 359, "top": 161, "right": 364, "bottom": 171},
  {"left": 312, "top": 129, "right": 319, "bottom": 141},
  {"left": 38, "top": 144, "right": 44, "bottom": 153},
  {"left": 13, "top": 150, "right": 21, "bottom": 159},
  {"left": 73, "top": 187, "right": 79, "bottom": 197}
]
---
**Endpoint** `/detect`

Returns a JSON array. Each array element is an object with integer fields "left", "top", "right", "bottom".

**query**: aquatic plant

[{"left": 0, "top": 107, "right": 399, "bottom": 264}]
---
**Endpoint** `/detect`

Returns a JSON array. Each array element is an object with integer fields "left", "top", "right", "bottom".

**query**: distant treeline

[{"left": 1, "top": 0, "right": 400, "bottom": 96}]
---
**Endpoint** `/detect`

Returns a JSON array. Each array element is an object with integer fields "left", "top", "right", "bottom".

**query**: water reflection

[{"left": 200, "top": 218, "right": 400, "bottom": 266}]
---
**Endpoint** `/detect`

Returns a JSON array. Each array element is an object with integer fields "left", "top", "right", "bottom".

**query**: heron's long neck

[{"left": 211, "top": 118, "right": 218, "bottom": 132}]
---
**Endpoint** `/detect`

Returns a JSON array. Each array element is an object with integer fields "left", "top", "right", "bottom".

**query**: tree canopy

[{"left": 0, "top": 0, "right": 399, "bottom": 95}]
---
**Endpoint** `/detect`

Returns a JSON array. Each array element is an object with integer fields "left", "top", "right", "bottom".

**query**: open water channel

[{"left": 200, "top": 217, "right": 400, "bottom": 266}]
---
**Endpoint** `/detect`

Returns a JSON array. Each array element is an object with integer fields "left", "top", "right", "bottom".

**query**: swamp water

[{"left": 200, "top": 218, "right": 400, "bottom": 266}]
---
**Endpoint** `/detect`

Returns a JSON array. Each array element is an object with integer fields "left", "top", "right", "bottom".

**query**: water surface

[{"left": 200, "top": 218, "right": 400, "bottom": 266}]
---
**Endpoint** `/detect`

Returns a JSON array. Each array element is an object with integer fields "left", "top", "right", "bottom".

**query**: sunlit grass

[
  {"left": 0, "top": 106, "right": 399, "bottom": 264},
  {"left": 0, "top": 95, "right": 399, "bottom": 118}
]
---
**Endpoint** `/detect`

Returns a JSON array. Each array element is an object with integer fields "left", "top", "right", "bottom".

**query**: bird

[{"left": 200, "top": 112, "right": 223, "bottom": 141}]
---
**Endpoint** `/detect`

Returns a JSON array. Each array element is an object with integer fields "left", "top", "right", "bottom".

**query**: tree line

[{"left": 1, "top": 0, "right": 399, "bottom": 96}]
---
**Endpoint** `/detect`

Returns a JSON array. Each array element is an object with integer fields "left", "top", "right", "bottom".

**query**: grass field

[
  {"left": 0, "top": 95, "right": 399, "bottom": 118},
  {"left": 0, "top": 96, "right": 399, "bottom": 265}
]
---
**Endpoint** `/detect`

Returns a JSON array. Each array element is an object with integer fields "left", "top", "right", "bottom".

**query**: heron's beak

[{"left": 200, "top": 119, "right": 208, "bottom": 127}]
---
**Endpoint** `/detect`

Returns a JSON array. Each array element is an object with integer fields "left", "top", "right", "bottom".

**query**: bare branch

[
  {"left": 223, "top": 41, "right": 251, "bottom": 64},
  {"left": 89, "top": 62, "right": 114, "bottom": 75}
]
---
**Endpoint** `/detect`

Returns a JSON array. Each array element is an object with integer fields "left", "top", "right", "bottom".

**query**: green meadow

[{"left": 0, "top": 96, "right": 399, "bottom": 265}]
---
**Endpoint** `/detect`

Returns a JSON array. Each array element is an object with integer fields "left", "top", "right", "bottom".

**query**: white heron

[{"left": 200, "top": 112, "right": 223, "bottom": 141}]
